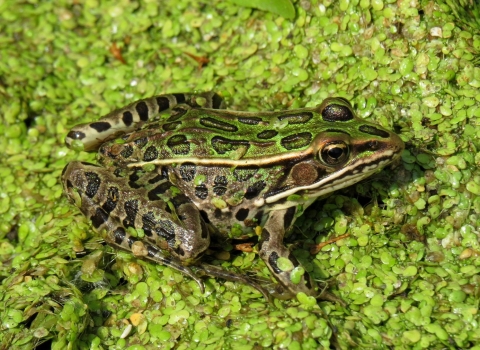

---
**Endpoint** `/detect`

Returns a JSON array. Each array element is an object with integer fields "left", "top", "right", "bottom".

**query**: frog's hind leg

[
  {"left": 197, "top": 263, "right": 272, "bottom": 302},
  {"left": 65, "top": 91, "right": 225, "bottom": 151},
  {"left": 103, "top": 227, "right": 205, "bottom": 293},
  {"left": 62, "top": 161, "right": 211, "bottom": 293}
]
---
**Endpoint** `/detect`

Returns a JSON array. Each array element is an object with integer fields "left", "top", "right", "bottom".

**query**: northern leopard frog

[{"left": 62, "top": 92, "right": 404, "bottom": 299}]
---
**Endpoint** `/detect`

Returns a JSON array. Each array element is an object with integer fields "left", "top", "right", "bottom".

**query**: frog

[{"left": 62, "top": 92, "right": 404, "bottom": 300}]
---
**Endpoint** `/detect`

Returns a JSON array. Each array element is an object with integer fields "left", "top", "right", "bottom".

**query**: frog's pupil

[{"left": 328, "top": 147, "right": 344, "bottom": 159}]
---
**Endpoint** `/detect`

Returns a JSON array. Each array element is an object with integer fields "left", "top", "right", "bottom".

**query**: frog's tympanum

[{"left": 62, "top": 92, "right": 404, "bottom": 300}]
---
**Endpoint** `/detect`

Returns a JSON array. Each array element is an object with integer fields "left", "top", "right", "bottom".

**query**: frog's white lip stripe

[{"left": 259, "top": 150, "right": 397, "bottom": 206}]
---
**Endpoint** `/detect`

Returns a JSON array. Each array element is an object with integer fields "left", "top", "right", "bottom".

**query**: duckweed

[{"left": 1, "top": 0, "right": 480, "bottom": 348}]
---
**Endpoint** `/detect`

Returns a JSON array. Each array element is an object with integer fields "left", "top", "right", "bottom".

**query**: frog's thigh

[
  {"left": 62, "top": 161, "right": 209, "bottom": 290},
  {"left": 259, "top": 208, "right": 317, "bottom": 297}
]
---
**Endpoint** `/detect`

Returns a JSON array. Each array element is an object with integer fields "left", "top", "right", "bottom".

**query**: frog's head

[{"left": 262, "top": 98, "right": 404, "bottom": 205}]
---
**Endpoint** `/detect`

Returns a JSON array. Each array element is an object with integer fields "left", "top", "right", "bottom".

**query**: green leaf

[{"left": 228, "top": 0, "right": 295, "bottom": 20}]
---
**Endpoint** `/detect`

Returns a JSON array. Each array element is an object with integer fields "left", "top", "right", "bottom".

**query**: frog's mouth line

[{"left": 259, "top": 149, "right": 399, "bottom": 206}]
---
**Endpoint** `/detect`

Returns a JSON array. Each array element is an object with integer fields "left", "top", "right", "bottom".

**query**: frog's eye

[
  {"left": 320, "top": 142, "right": 349, "bottom": 165},
  {"left": 321, "top": 103, "right": 354, "bottom": 122}
]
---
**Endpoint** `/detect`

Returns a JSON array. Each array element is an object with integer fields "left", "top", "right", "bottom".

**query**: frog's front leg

[
  {"left": 62, "top": 161, "right": 211, "bottom": 292},
  {"left": 259, "top": 208, "right": 318, "bottom": 297},
  {"left": 66, "top": 91, "right": 225, "bottom": 151}
]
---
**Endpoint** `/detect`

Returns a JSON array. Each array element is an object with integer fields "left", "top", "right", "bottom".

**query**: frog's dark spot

[
  {"left": 212, "top": 93, "right": 224, "bottom": 109},
  {"left": 175, "top": 246, "right": 185, "bottom": 256},
  {"left": 214, "top": 175, "right": 228, "bottom": 185},
  {"left": 238, "top": 116, "right": 262, "bottom": 125},
  {"left": 235, "top": 208, "right": 249, "bottom": 222},
  {"left": 84, "top": 172, "right": 101, "bottom": 198},
  {"left": 199, "top": 210, "right": 210, "bottom": 223},
  {"left": 160, "top": 167, "right": 169, "bottom": 178},
  {"left": 145, "top": 122, "right": 161, "bottom": 130},
  {"left": 264, "top": 185, "right": 293, "bottom": 199},
  {"left": 214, "top": 208, "right": 223, "bottom": 219},
  {"left": 173, "top": 93, "right": 186, "bottom": 104},
  {"left": 157, "top": 96, "right": 171, "bottom": 112},
  {"left": 135, "top": 101, "right": 149, "bottom": 121},
  {"left": 258, "top": 228, "right": 269, "bottom": 251},
  {"left": 141, "top": 212, "right": 156, "bottom": 237},
  {"left": 148, "top": 182, "right": 172, "bottom": 200},
  {"left": 113, "top": 168, "right": 123, "bottom": 178},
  {"left": 113, "top": 227, "right": 126, "bottom": 245},
  {"left": 127, "top": 235, "right": 138, "bottom": 247},
  {"left": 147, "top": 244, "right": 160, "bottom": 257},
  {"left": 65, "top": 180, "right": 73, "bottom": 189},
  {"left": 166, "top": 135, "right": 190, "bottom": 155},
  {"left": 322, "top": 104, "right": 353, "bottom": 122},
  {"left": 245, "top": 209, "right": 264, "bottom": 227},
  {"left": 91, "top": 207, "right": 109, "bottom": 229},
  {"left": 194, "top": 184, "right": 208, "bottom": 200},
  {"left": 254, "top": 210, "right": 264, "bottom": 223},
  {"left": 134, "top": 137, "right": 148, "bottom": 149},
  {"left": 171, "top": 194, "right": 190, "bottom": 208},
  {"left": 283, "top": 206, "right": 297, "bottom": 230},
  {"left": 148, "top": 173, "right": 166, "bottom": 184},
  {"left": 122, "top": 111, "right": 133, "bottom": 126},
  {"left": 200, "top": 117, "right": 238, "bottom": 132},
  {"left": 143, "top": 146, "right": 159, "bottom": 161},
  {"left": 123, "top": 199, "right": 138, "bottom": 228},
  {"left": 268, "top": 251, "right": 282, "bottom": 274},
  {"left": 211, "top": 136, "right": 250, "bottom": 155},
  {"left": 280, "top": 132, "right": 312, "bottom": 150},
  {"left": 155, "top": 220, "right": 175, "bottom": 244},
  {"left": 278, "top": 111, "right": 313, "bottom": 125},
  {"left": 89, "top": 121, "right": 111, "bottom": 133},
  {"left": 179, "top": 163, "right": 196, "bottom": 182},
  {"left": 128, "top": 171, "right": 142, "bottom": 189},
  {"left": 120, "top": 145, "right": 134, "bottom": 159},
  {"left": 233, "top": 167, "right": 258, "bottom": 182},
  {"left": 213, "top": 186, "right": 227, "bottom": 196},
  {"left": 257, "top": 130, "right": 278, "bottom": 139},
  {"left": 102, "top": 187, "right": 119, "bottom": 213},
  {"left": 244, "top": 180, "right": 266, "bottom": 199},
  {"left": 167, "top": 107, "right": 188, "bottom": 121},
  {"left": 359, "top": 125, "right": 390, "bottom": 138},
  {"left": 213, "top": 175, "right": 228, "bottom": 196},
  {"left": 162, "top": 121, "right": 181, "bottom": 131},
  {"left": 288, "top": 253, "right": 300, "bottom": 267},
  {"left": 67, "top": 130, "right": 86, "bottom": 140},
  {"left": 162, "top": 256, "right": 172, "bottom": 265},
  {"left": 260, "top": 228, "right": 270, "bottom": 242}
]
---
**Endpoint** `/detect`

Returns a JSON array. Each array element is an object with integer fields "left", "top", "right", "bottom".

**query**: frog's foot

[
  {"left": 259, "top": 208, "right": 318, "bottom": 297},
  {"left": 197, "top": 263, "right": 272, "bottom": 302},
  {"left": 102, "top": 230, "right": 206, "bottom": 294}
]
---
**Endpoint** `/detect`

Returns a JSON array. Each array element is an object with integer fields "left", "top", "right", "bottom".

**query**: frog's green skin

[{"left": 62, "top": 92, "right": 404, "bottom": 299}]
